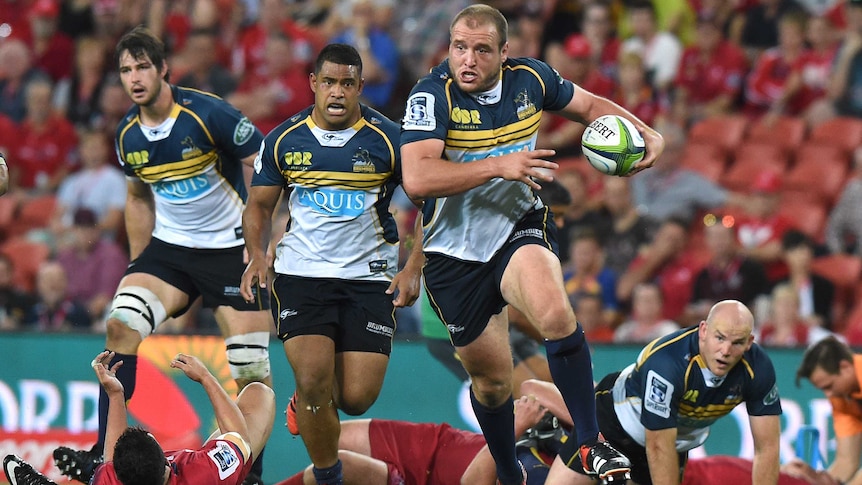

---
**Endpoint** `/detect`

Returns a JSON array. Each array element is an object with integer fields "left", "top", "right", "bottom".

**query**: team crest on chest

[
  {"left": 181, "top": 136, "right": 202, "bottom": 159},
  {"left": 515, "top": 89, "right": 537, "bottom": 120},
  {"left": 352, "top": 148, "right": 375, "bottom": 173}
]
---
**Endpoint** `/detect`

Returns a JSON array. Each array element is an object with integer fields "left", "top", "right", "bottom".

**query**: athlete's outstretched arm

[
  {"left": 91, "top": 351, "right": 128, "bottom": 462},
  {"left": 750, "top": 414, "right": 780, "bottom": 485},
  {"left": 170, "top": 353, "right": 249, "bottom": 442},
  {"left": 556, "top": 85, "right": 664, "bottom": 176},
  {"left": 240, "top": 184, "right": 282, "bottom": 302},
  {"left": 400, "top": 138, "right": 558, "bottom": 199},
  {"left": 124, "top": 178, "right": 155, "bottom": 260}
]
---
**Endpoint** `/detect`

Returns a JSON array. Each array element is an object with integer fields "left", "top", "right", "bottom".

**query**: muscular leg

[
  {"left": 501, "top": 245, "right": 599, "bottom": 447},
  {"left": 214, "top": 306, "right": 274, "bottom": 389},
  {"left": 456, "top": 311, "right": 522, "bottom": 485},
  {"left": 332, "top": 352, "right": 389, "bottom": 415},
  {"left": 284, "top": 335, "right": 340, "bottom": 469},
  {"left": 234, "top": 382, "right": 276, "bottom": 460}
]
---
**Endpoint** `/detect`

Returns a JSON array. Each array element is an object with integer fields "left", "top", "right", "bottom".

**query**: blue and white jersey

[
  {"left": 612, "top": 326, "right": 782, "bottom": 452},
  {"left": 401, "top": 57, "right": 575, "bottom": 262},
  {"left": 116, "top": 85, "right": 263, "bottom": 249},
  {"left": 253, "top": 105, "right": 401, "bottom": 282}
]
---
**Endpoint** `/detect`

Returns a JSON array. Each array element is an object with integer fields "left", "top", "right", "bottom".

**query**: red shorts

[{"left": 368, "top": 419, "right": 485, "bottom": 485}]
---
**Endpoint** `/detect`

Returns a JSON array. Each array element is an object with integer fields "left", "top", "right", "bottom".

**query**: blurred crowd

[{"left": 1, "top": 0, "right": 862, "bottom": 348}]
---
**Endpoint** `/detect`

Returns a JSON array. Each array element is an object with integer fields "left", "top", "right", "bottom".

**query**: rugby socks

[
  {"left": 469, "top": 387, "right": 522, "bottom": 485},
  {"left": 312, "top": 459, "right": 343, "bottom": 485},
  {"left": 96, "top": 352, "right": 138, "bottom": 454},
  {"left": 544, "top": 324, "right": 600, "bottom": 446}
]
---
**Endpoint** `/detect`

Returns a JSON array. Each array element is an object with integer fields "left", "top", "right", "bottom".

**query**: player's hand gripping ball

[{"left": 581, "top": 114, "right": 645, "bottom": 176}]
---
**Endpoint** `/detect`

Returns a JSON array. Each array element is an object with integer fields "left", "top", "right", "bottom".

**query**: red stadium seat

[
  {"left": 0, "top": 237, "right": 51, "bottom": 292},
  {"left": 721, "top": 146, "right": 788, "bottom": 192},
  {"left": 688, "top": 115, "right": 748, "bottom": 154},
  {"left": 745, "top": 116, "right": 807, "bottom": 154},
  {"left": 813, "top": 255, "right": 862, "bottom": 333},
  {"left": 784, "top": 156, "right": 848, "bottom": 206},
  {"left": 778, "top": 199, "right": 827, "bottom": 241},
  {"left": 808, "top": 117, "right": 862, "bottom": 154},
  {"left": 681, "top": 142, "right": 727, "bottom": 182},
  {"left": 9, "top": 195, "right": 57, "bottom": 238},
  {"left": 730, "top": 142, "right": 789, "bottom": 169}
]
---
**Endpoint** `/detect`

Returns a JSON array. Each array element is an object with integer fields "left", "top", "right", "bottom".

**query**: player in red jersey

[{"left": 3, "top": 351, "right": 275, "bottom": 485}]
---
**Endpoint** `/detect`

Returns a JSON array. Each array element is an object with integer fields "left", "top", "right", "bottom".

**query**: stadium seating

[
  {"left": 9, "top": 195, "right": 56, "bottom": 239},
  {"left": 681, "top": 142, "right": 727, "bottom": 182},
  {"left": 0, "top": 237, "right": 51, "bottom": 293},
  {"left": 687, "top": 115, "right": 749, "bottom": 155},
  {"left": 721, "top": 145, "right": 788, "bottom": 192},
  {"left": 807, "top": 117, "right": 862, "bottom": 155},
  {"left": 784, "top": 154, "right": 849, "bottom": 206},
  {"left": 745, "top": 115, "right": 807, "bottom": 155},
  {"left": 778, "top": 198, "right": 828, "bottom": 241},
  {"left": 812, "top": 254, "right": 862, "bottom": 333}
]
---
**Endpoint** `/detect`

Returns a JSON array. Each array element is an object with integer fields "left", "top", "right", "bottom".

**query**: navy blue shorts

[
  {"left": 127, "top": 238, "right": 269, "bottom": 316},
  {"left": 270, "top": 274, "right": 395, "bottom": 355},
  {"left": 423, "top": 208, "right": 559, "bottom": 347}
]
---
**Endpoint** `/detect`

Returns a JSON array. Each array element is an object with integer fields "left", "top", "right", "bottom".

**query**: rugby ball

[{"left": 581, "top": 115, "right": 645, "bottom": 176}]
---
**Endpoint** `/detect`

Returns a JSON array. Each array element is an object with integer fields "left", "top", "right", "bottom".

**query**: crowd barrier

[{"left": 0, "top": 333, "right": 835, "bottom": 483}]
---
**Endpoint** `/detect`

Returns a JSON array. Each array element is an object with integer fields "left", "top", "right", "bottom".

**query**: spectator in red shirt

[
  {"left": 582, "top": 1, "right": 622, "bottom": 81},
  {"left": 538, "top": 35, "right": 615, "bottom": 155},
  {"left": 736, "top": 169, "right": 794, "bottom": 284},
  {"left": 744, "top": 12, "right": 809, "bottom": 118},
  {"left": 227, "top": 32, "right": 314, "bottom": 136},
  {"left": 617, "top": 217, "right": 704, "bottom": 322},
  {"left": 18, "top": 0, "right": 75, "bottom": 84},
  {"left": 786, "top": 15, "right": 840, "bottom": 126},
  {"left": 231, "top": 0, "right": 320, "bottom": 79},
  {"left": 673, "top": 12, "right": 749, "bottom": 126},
  {"left": 614, "top": 51, "right": 666, "bottom": 127},
  {"left": 0, "top": 114, "right": 19, "bottom": 159},
  {"left": 12, "top": 77, "right": 78, "bottom": 194}
]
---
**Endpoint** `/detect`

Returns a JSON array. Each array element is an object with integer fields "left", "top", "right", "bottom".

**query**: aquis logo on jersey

[
  {"left": 352, "top": 149, "right": 376, "bottom": 173},
  {"left": 515, "top": 89, "right": 537, "bottom": 120},
  {"left": 181, "top": 136, "right": 203, "bottom": 160}
]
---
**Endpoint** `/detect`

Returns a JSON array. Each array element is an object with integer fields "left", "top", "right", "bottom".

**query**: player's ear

[
  {"left": 501, "top": 41, "right": 508, "bottom": 63},
  {"left": 309, "top": 73, "right": 317, "bottom": 93}
]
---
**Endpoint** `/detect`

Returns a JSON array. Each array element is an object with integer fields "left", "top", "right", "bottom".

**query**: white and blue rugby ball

[{"left": 581, "top": 114, "right": 646, "bottom": 176}]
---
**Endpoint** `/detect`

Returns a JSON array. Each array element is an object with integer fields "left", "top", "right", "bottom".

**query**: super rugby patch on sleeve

[
  {"left": 644, "top": 370, "right": 673, "bottom": 419},
  {"left": 402, "top": 93, "right": 436, "bottom": 131},
  {"left": 234, "top": 117, "right": 256, "bottom": 145},
  {"left": 208, "top": 440, "right": 242, "bottom": 480}
]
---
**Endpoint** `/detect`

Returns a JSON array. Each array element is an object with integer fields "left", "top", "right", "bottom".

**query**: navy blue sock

[
  {"left": 544, "top": 324, "right": 599, "bottom": 447},
  {"left": 312, "top": 460, "right": 343, "bottom": 485},
  {"left": 470, "top": 387, "right": 522, "bottom": 485},
  {"left": 250, "top": 445, "right": 265, "bottom": 478},
  {"left": 96, "top": 352, "right": 137, "bottom": 454}
]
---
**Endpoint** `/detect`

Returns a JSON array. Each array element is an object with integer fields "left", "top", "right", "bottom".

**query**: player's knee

[
  {"left": 531, "top": 299, "right": 576, "bottom": 336},
  {"left": 337, "top": 396, "right": 375, "bottom": 416},
  {"left": 108, "top": 286, "right": 168, "bottom": 341},
  {"left": 471, "top": 376, "right": 512, "bottom": 405},
  {"left": 225, "top": 331, "right": 271, "bottom": 381}
]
